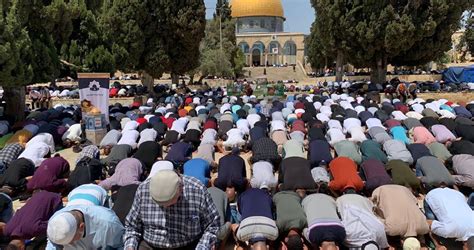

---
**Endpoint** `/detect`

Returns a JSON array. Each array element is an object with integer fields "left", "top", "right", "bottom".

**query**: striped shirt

[{"left": 67, "top": 184, "right": 108, "bottom": 207}]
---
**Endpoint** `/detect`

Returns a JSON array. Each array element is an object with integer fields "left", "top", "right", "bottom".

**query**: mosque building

[{"left": 231, "top": 0, "right": 306, "bottom": 67}]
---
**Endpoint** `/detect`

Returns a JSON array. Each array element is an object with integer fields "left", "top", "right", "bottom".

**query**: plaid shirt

[
  {"left": 124, "top": 176, "right": 220, "bottom": 249},
  {"left": 251, "top": 137, "right": 280, "bottom": 162},
  {"left": 76, "top": 145, "right": 99, "bottom": 163},
  {"left": 0, "top": 143, "right": 23, "bottom": 166}
]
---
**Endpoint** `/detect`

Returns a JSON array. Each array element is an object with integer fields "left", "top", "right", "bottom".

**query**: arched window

[
  {"left": 252, "top": 41, "right": 265, "bottom": 53},
  {"left": 283, "top": 41, "right": 297, "bottom": 55},
  {"left": 238, "top": 42, "right": 250, "bottom": 54},
  {"left": 269, "top": 41, "right": 281, "bottom": 54}
]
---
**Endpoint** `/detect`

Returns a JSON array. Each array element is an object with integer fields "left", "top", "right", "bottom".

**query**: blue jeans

[
  {"left": 0, "top": 162, "right": 6, "bottom": 175},
  {"left": 416, "top": 165, "right": 423, "bottom": 177},
  {"left": 0, "top": 193, "right": 13, "bottom": 223},
  {"left": 424, "top": 200, "right": 437, "bottom": 220},
  {"left": 468, "top": 193, "right": 474, "bottom": 210},
  {"left": 230, "top": 203, "right": 241, "bottom": 224}
]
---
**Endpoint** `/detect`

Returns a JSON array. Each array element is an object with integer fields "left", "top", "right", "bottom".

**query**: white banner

[{"left": 78, "top": 74, "right": 109, "bottom": 125}]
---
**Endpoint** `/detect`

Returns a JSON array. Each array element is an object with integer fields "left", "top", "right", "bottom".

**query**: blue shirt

[
  {"left": 67, "top": 184, "right": 109, "bottom": 207},
  {"left": 390, "top": 126, "right": 410, "bottom": 144},
  {"left": 183, "top": 158, "right": 210, "bottom": 186},
  {"left": 238, "top": 188, "right": 273, "bottom": 220},
  {"left": 46, "top": 205, "right": 124, "bottom": 249}
]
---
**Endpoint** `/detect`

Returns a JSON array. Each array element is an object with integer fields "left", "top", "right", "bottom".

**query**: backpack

[{"left": 67, "top": 157, "right": 104, "bottom": 190}]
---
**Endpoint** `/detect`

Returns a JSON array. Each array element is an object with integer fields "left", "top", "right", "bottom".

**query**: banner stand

[{"left": 78, "top": 73, "right": 110, "bottom": 145}]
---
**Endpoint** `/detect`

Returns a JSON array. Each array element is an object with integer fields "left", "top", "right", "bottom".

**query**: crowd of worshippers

[
  {"left": 27, "top": 83, "right": 148, "bottom": 105},
  {"left": 0, "top": 89, "right": 473, "bottom": 250}
]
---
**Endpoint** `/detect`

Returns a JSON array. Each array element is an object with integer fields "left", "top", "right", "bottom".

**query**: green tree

[
  {"left": 459, "top": 9, "right": 474, "bottom": 60},
  {"left": 233, "top": 48, "right": 245, "bottom": 77},
  {"left": 1, "top": 0, "right": 114, "bottom": 121},
  {"left": 0, "top": 0, "right": 33, "bottom": 121},
  {"left": 200, "top": 48, "right": 233, "bottom": 78},
  {"left": 193, "top": 3, "right": 243, "bottom": 82},
  {"left": 214, "top": 0, "right": 232, "bottom": 21},
  {"left": 309, "top": 0, "right": 470, "bottom": 84},
  {"left": 306, "top": 22, "right": 334, "bottom": 73},
  {"left": 103, "top": 0, "right": 206, "bottom": 88},
  {"left": 310, "top": 0, "right": 350, "bottom": 81},
  {"left": 58, "top": 0, "right": 115, "bottom": 77},
  {"left": 2, "top": 0, "right": 73, "bottom": 121},
  {"left": 195, "top": 17, "right": 240, "bottom": 80}
]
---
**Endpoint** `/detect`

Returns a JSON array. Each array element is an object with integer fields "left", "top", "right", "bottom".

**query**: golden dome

[{"left": 230, "top": 0, "right": 284, "bottom": 18}]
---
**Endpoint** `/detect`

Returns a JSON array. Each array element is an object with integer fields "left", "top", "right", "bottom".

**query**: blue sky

[{"left": 204, "top": 0, "right": 314, "bottom": 34}]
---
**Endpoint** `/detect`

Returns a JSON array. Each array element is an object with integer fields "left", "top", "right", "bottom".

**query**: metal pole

[
  {"left": 219, "top": 11, "right": 223, "bottom": 53},
  {"left": 218, "top": 7, "right": 223, "bottom": 86}
]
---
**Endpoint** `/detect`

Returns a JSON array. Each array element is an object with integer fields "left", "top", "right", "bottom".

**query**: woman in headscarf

[
  {"left": 99, "top": 158, "right": 143, "bottom": 191},
  {"left": 133, "top": 141, "right": 162, "bottom": 172}
]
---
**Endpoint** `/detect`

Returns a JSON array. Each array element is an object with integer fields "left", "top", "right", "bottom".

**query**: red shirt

[
  {"left": 185, "top": 97, "right": 193, "bottom": 105},
  {"left": 291, "top": 120, "right": 306, "bottom": 133},
  {"left": 109, "top": 88, "right": 118, "bottom": 97},
  {"left": 161, "top": 117, "right": 176, "bottom": 129},
  {"left": 384, "top": 119, "right": 402, "bottom": 129},
  {"left": 178, "top": 109, "right": 188, "bottom": 117},
  {"left": 136, "top": 118, "right": 147, "bottom": 125},
  {"left": 294, "top": 102, "right": 305, "bottom": 110},
  {"left": 395, "top": 104, "right": 409, "bottom": 114},
  {"left": 203, "top": 120, "right": 217, "bottom": 131},
  {"left": 329, "top": 157, "right": 364, "bottom": 192}
]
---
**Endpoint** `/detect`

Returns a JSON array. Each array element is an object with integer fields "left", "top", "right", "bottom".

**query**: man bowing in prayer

[{"left": 123, "top": 170, "right": 220, "bottom": 250}]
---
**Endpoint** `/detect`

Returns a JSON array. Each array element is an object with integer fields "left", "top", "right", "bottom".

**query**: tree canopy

[
  {"left": 58, "top": 0, "right": 115, "bottom": 77},
  {"left": 1, "top": 0, "right": 63, "bottom": 121},
  {"left": 0, "top": 0, "right": 33, "bottom": 88},
  {"left": 192, "top": 0, "right": 244, "bottom": 81},
  {"left": 103, "top": 0, "right": 206, "bottom": 85},
  {"left": 309, "top": 0, "right": 350, "bottom": 81},
  {"left": 308, "top": 0, "right": 471, "bottom": 84},
  {"left": 459, "top": 9, "right": 474, "bottom": 59}
]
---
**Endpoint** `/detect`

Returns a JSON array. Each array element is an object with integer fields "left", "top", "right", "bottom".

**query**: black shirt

[
  {"left": 0, "top": 158, "right": 35, "bottom": 190},
  {"left": 375, "top": 110, "right": 389, "bottom": 123},
  {"left": 162, "top": 130, "right": 180, "bottom": 146},
  {"left": 134, "top": 141, "right": 162, "bottom": 171},
  {"left": 420, "top": 117, "right": 439, "bottom": 130},
  {"left": 407, "top": 143, "right": 433, "bottom": 163},
  {"left": 218, "top": 121, "right": 233, "bottom": 139},
  {"left": 67, "top": 157, "right": 104, "bottom": 190},
  {"left": 249, "top": 126, "right": 267, "bottom": 147},
  {"left": 280, "top": 157, "right": 316, "bottom": 190},
  {"left": 358, "top": 111, "right": 374, "bottom": 124},
  {"left": 308, "top": 127, "right": 326, "bottom": 142},
  {"left": 438, "top": 118, "right": 457, "bottom": 133},
  {"left": 111, "top": 184, "right": 139, "bottom": 224},
  {"left": 137, "top": 122, "right": 150, "bottom": 133},
  {"left": 455, "top": 124, "right": 474, "bottom": 143},
  {"left": 449, "top": 140, "right": 474, "bottom": 155},
  {"left": 184, "top": 129, "right": 202, "bottom": 146}
]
